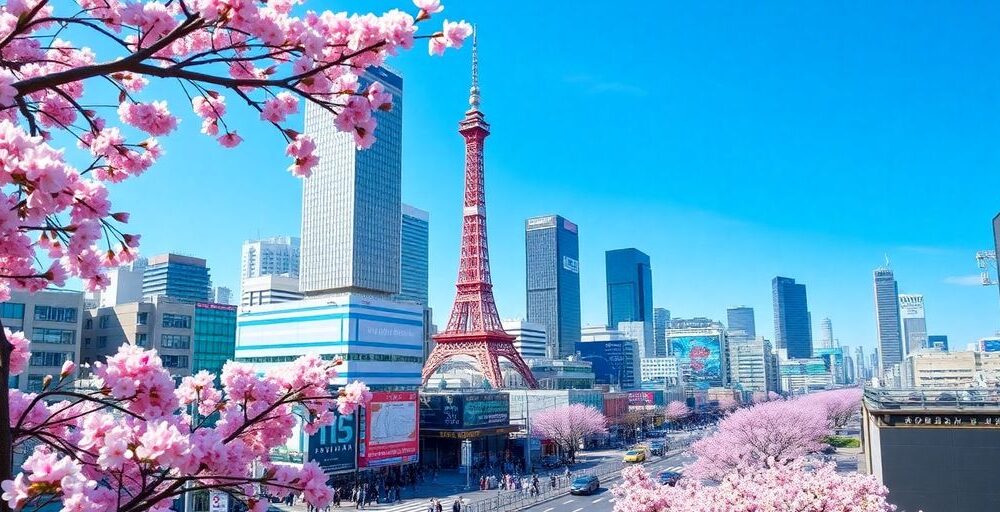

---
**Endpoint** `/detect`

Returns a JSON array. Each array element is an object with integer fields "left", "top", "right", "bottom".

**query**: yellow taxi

[{"left": 623, "top": 448, "right": 647, "bottom": 463}]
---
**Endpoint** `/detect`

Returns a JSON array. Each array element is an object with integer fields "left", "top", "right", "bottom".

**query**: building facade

[
  {"left": 575, "top": 336, "right": 639, "bottom": 389},
  {"left": 653, "top": 308, "right": 670, "bottom": 357},
  {"left": 605, "top": 249, "right": 652, "bottom": 356},
  {"left": 299, "top": 68, "right": 403, "bottom": 297},
  {"left": 241, "top": 236, "right": 301, "bottom": 280},
  {"left": 235, "top": 294, "right": 423, "bottom": 388},
  {"left": 395, "top": 204, "right": 429, "bottom": 305},
  {"left": 96, "top": 261, "right": 145, "bottom": 308},
  {"left": 874, "top": 267, "right": 903, "bottom": 372},
  {"left": 728, "top": 338, "right": 778, "bottom": 393},
  {"left": 241, "top": 275, "right": 303, "bottom": 307},
  {"left": 525, "top": 215, "right": 581, "bottom": 359},
  {"left": 83, "top": 297, "right": 196, "bottom": 377},
  {"left": 899, "top": 294, "right": 927, "bottom": 356},
  {"left": 726, "top": 306, "right": 756, "bottom": 338},
  {"left": 818, "top": 317, "right": 834, "bottom": 349},
  {"left": 143, "top": 253, "right": 212, "bottom": 304},
  {"left": 193, "top": 302, "right": 237, "bottom": 376},
  {"left": 501, "top": 319, "right": 547, "bottom": 360},
  {"left": 779, "top": 358, "right": 833, "bottom": 393},
  {"left": 522, "top": 358, "right": 595, "bottom": 389},
  {"left": 212, "top": 286, "right": 233, "bottom": 305},
  {"left": 639, "top": 357, "right": 679, "bottom": 385},
  {"left": 771, "top": 276, "right": 812, "bottom": 359},
  {"left": 5, "top": 289, "right": 84, "bottom": 393}
]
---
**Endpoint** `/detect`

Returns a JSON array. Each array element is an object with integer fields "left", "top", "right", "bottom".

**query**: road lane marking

[
  {"left": 572, "top": 508, "right": 583, "bottom": 512},
  {"left": 593, "top": 498, "right": 605, "bottom": 503},
  {"left": 562, "top": 499, "right": 575, "bottom": 504},
  {"left": 542, "top": 508, "right": 554, "bottom": 512}
]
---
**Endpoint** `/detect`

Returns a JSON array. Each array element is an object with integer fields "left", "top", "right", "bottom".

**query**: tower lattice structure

[{"left": 421, "top": 36, "right": 538, "bottom": 389}]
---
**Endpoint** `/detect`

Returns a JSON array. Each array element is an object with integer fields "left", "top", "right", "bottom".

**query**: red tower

[{"left": 421, "top": 36, "right": 538, "bottom": 389}]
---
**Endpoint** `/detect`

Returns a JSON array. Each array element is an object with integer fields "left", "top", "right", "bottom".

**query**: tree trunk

[{"left": 0, "top": 320, "right": 13, "bottom": 512}]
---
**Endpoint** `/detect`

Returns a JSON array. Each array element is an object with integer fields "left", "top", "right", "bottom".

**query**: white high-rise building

[
  {"left": 640, "top": 357, "right": 679, "bottom": 385},
  {"left": 97, "top": 264, "right": 145, "bottom": 308},
  {"left": 873, "top": 266, "right": 903, "bottom": 373},
  {"left": 299, "top": 67, "right": 403, "bottom": 297},
  {"left": 241, "top": 275, "right": 303, "bottom": 307},
  {"left": 502, "top": 319, "right": 547, "bottom": 360},
  {"left": 899, "top": 294, "right": 927, "bottom": 356},
  {"left": 395, "top": 204, "right": 429, "bottom": 305},
  {"left": 818, "top": 317, "right": 834, "bottom": 349},
  {"left": 213, "top": 286, "right": 233, "bottom": 305},
  {"left": 241, "top": 236, "right": 300, "bottom": 280}
]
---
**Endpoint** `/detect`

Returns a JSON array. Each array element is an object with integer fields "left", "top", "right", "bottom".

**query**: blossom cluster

[
  {"left": 1, "top": 337, "right": 371, "bottom": 512},
  {"left": 0, "top": 0, "right": 470, "bottom": 299},
  {"left": 612, "top": 460, "right": 897, "bottom": 512},
  {"left": 531, "top": 404, "right": 607, "bottom": 461}
]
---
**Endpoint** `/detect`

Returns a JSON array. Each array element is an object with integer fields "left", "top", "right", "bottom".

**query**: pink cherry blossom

[
  {"left": 441, "top": 20, "right": 472, "bottom": 48},
  {"left": 286, "top": 134, "right": 319, "bottom": 177},
  {"left": 218, "top": 132, "right": 243, "bottom": 147},
  {"left": 531, "top": 404, "right": 607, "bottom": 462},
  {"left": 117, "top": 101, "right": 178, "bottom": 136},
  {"left": 414, "top": 0, "right": 443, "bottom": 15},
  {"left": 5, "top": 329, "right": 30, "bottom": 376}
]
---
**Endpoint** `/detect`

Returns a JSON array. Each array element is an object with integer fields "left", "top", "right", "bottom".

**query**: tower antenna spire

[{"left": 469, "top": 26, "right": 480, "bottom": 110}]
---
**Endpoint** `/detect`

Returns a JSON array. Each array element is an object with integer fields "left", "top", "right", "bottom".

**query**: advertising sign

[
  {"left": 307, "top": 412, "right": 357, "bottom": 474},
  {"left": 627, "top": 391, "right": 654, "bottom": 406},
  {"left": 562, "top": 256, "right": 580, "bottom": 274},
  {"left": 420, "top": 393, "right": 509, "bottom": 430},
  {"left": 981, "top": 339, "right": 1000, "bottom": 353},
  {"left": 670, "top": 335, "right": 723, "bottom": 389},
  {"left": 360, "top": 391, "right": 419, "bottom": 468},
  {"left": 879, "top": 413, "right": 1000, "bottom": 428},
  {"left": 209, "top": 490, "right": 228, "bottom": 512}
]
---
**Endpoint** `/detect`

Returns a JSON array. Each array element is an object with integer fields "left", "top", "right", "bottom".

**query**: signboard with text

[
  {"left": 420, "top": 393, "right": 509, "bottom": 430},
  {"left": 879, "top": 413, "right": 1000, "bottom": 427},
  {"left": 209, "top": 490, "right": 228, "bottom": 512},
  {"left": 360, "top": 391, "right": 419, "bottom": 468},
  {"left": 307, "top": 412, "right": 357, "bottom": 474},
  {"left": 628, "top": 391, "right": 655, "bottom": 406}
]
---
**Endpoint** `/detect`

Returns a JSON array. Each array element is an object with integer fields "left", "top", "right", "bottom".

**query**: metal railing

[{"left": 864, "top": 387, "right": 1000, "bottom": 410}]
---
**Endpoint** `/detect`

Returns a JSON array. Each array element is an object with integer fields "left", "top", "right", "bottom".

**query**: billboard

[
  {"left": 307, "top": 412, "right": 357, "bottom": 474},
  {"left": 670, "top": 335, "right": 723, "bottom": 389},
  {"left": 359, "top": 391, "right": 419, "bottom": 468},
  {"left": 981, "top": 338, "right": 1000, "bottom": 353},
  {"left": 628, "top": 391, "right": 655, "bottom": 406},
  {"left": 420, "top": 393, "right": 509, "bottom": 430}
]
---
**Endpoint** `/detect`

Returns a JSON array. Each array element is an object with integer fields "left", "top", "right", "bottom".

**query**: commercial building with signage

[
  {"left": 667, "top": 328, "right": 728, "bottom": 389},
  {"left": 779, "top": 357, "right": 832, "bottom": 393},
  {"left": 862, "top": 388, "right": 1000, "bottom": 511},
  {"left": 525, "top": 215, "right": 582, "bottom": 359},
  {"left": 902, "top": 349, "right": 1000, "bottom": 388},
  {"left": 235, "top": 294, "right": 424, "bottom": 388},
  {"left": 193, "top": 302, "right": 236, "bottom": 376},
  {"left": 419, "top": 391, "right": 516, "bottom": 468}
]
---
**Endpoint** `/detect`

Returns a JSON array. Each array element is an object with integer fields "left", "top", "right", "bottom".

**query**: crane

[{"left": 976, "top": 250, "right": 997, "bottom": 286}]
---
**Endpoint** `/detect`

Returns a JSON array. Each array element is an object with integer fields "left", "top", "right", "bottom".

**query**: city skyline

[{"left": 94, "top": 1, "right": 1000, "bottom": 353}]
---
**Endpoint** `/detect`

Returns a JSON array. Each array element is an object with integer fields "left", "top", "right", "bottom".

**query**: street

[{"left": 520, "top": 451, "right": 697, "bottom": 512}]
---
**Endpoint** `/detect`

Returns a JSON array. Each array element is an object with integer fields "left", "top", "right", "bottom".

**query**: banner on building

[
  {"left": 307, "top": 412, "right": 357, "bottom": 474},
  {"left": 420, "top": 392, "right": 510, "bottom": 430},
  {"left": 360, "top": 391, "right": 419, "bottom": 468}
]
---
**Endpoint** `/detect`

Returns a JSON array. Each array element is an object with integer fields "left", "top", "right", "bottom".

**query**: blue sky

[{"left": 102, "top": 1, "right": 1000, "bottom": 353}]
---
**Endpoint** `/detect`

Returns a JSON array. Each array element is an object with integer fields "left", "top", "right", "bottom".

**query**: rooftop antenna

[{"left": 469, "top": 26, "right": 480, "bottom": 110}]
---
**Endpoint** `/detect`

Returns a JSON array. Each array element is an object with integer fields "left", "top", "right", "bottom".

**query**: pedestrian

[
  {"left": 453, "top": 497, "right": 463, "bottom": 512},
  {"left": 549, "top": 474, "right": 556, "bottom": 490},
  {"left": 435, "top": 499, "right": 443, "bottom": 512},
  {"left": 426, "top": 499, "right": 436, "bottom": 512}
]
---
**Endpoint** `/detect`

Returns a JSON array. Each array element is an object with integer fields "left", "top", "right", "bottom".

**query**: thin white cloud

[
  {"left": 564, "top": 74, "right": 647, "bottom": 97},
  {"left": 943, "top": 275, "right": 986, "bottom": 286}
]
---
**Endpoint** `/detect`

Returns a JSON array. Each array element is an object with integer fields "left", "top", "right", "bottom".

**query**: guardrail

[
  {"left": 462, "top": 436, "right": 700, "bottom": 512},
  {"left": 864, "top": 387, "right": 1000, "bottom": 410}
]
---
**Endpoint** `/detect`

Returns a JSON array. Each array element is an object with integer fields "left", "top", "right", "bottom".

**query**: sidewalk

[{"left": 268, "top": 449, "right": 630, "bottom": 512}]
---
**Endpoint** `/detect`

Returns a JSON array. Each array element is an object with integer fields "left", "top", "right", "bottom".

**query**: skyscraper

[
  {"left": 771, "top": 276, "right": 813, "bottom": 359},
  {"left": 143, "top": 253, "right": 211, "bottom": 304},
  {"left": 241, "top": 236, "right": 300, "bottom": 280},
  {"left": 606, "top": 248, "right": 653, "bottom": 358},
  {"left": 874, "top": 266, "right": 903, "bottom": 372},
  {"left": 525, "top": 215, "right": 581, "bottom": 358},
  {"left": 212, "top": 286, "right": 232, "bottom": 305},
  {"left": 299, "top": 67, "right": 403, "bottom": 297},
  {"left": 899, "top": 294, "right": 927, "bottom": 355},
  {"left": 818, "top": 317, "right": 834, "bottom": 349},
  {"left": 994, "top": 212, "right": 1000, "bottom": 301},
  {"left": 726, "top": 306, "right": 756, "bottom": 338},
  {"left": 653, "top": 307, "right": 671, "bottom": 356},
  {"left": 395, "top": 204, "right": 429, "bottom": 305}
]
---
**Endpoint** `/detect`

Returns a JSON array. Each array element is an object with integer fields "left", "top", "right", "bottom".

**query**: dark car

[
  {"left": 658, "top": 471, "right": 682, "bottom": 486},
  {"left": 649, "top": 440, "right": 667, "bottom": 456},
  {"left": 541, "top": 455, "right": 563, "bottom": 469},
  {"left": 569, "top": 475, "right": 600, "bottom": 495}
]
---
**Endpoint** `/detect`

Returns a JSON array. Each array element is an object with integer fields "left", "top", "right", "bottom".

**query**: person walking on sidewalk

[
  {"left": 452, "top": 496, "right": 463, "bottom": 512},
  {"left": 434, "top": 499, "right": 443, "bottom": 512},
  {"left": 426, "top": 499, "right": 436, "bottom": 512}
]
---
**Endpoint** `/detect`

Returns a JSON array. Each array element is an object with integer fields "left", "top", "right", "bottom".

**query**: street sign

[{"left": 209, "top": 490, "right": 228, "bottom": 512}]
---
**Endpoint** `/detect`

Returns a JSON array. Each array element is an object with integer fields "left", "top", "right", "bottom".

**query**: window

[
  {"left": 135, "top": 333, "right": 148, "bottom": 347},
  {"left": 97, "top": 336, "right": 107, "bottom": 348},
  {"left": 160, "top": 334, "right": 190, "bottom": 349},
  {"left": 137, "top": 312, "right": 148, "bottom": 326},
  {"left": 30, "top": 351, "right": 72, "bottom": 367},
  {"left": 27, "top": 375, "right": 45, "bottom": 392},
  {"left": 1, "top": 303, "right": 25, "bottom": 320},
  {"left": 83, "top": 337, "right": 91, "bottom": 347},
  {"left": 162, "top": 355, "right": 189, "bottom": 368},
  {"left": 33, "top": 306, "right": 77, "bottom": 323},
  {"left": 84, "top": 318, "right": 92, "bottom": 329},
  {"left": 98, "top": 316, "right": 110, "bottom": 329},
  {"left": 31, "top": 328, "right": 75, "bottom": 345},
  {"left": 162, "top": 313, "right": 191, "bottom": 329}
]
